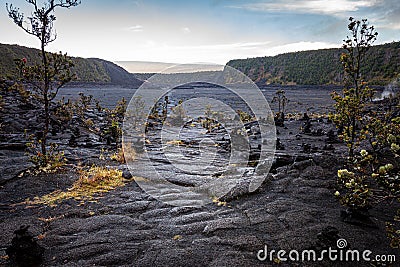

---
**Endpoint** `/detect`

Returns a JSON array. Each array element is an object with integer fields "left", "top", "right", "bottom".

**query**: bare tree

[{"left": 7, "top": 0, "right": 80, "bottom": 162}]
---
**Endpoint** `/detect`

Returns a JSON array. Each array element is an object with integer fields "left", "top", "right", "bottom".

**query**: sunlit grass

[
  {"left": 110, "top": 148, "right": 126, "bottom": 163},
  {"left": 24, "top": 166, "right": 132, "bottom": 206},
  {"left": 166, "top": 140, "right": 184, "bottom": 145},
  {"left": 211, "top": 196, "right": 228, "bottom": 207},
  {"left": 285, "top": 112, "right": 329, "bottom": 120}
]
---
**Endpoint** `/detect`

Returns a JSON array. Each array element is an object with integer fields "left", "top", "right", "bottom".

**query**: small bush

[
  {"left": 110, "top": 148, "right": 125, "bottom": 163},
  {"left": 25, "top": 132, "right": 66, "bottom": 173},
  {"left": 237, "top": 109, "right": 253, "bottom": 123},
  {"left": 332, "top": 17, "right": 400, "bottom": 249}
]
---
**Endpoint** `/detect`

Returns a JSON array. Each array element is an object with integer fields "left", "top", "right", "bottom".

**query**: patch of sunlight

[{"left": 24, "top": 166, "right": 139, "bottom": 206}]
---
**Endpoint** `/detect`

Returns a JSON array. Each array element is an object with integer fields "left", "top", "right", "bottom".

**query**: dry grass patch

[
  {"left": 166, "top": 140, "right": 184, "bottom": 145},
  {"left": 122, "top": 141, "right": 137, "bottom": 162},
  {"left": 110, "top": 148, "right": 126, "bottom": 163},
  {"left": 211, "top": 196, "right": 228, "bottom": 207},
  {"left": 25, "top": 166, "right": 130, "bottom": 206}
]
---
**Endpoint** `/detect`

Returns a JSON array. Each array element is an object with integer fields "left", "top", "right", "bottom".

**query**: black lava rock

[
  {"left": 6, "top": 225, "right": 44, "bottom": 267},
  {"left": 310, "top": 226, "right": 342, "bottom": 252},
  {"left": 122, "top": 169, "right": 133, "bottom": 179}
]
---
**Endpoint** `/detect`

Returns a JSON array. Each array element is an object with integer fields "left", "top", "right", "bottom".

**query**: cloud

[
  {"left": 226, "top": 0, "right": 399, "bottom": 33},
  {"left": 116, "top": 40, "right": 339, "bottom": 64},
  {"left": 131, "top": 1, "right": 141, "bottom": 6},
  {"left": 111, "top": 40, "right": 272, "bottom": 64},
  {"left": 263, "top": 41, "right": 339, "bottom": 56},
  {"left": 381, "top": 22, "right": 400, "bottom": 30},
  {"left": 368, "top": 0, "right": 400, "bottom": 29},
  {"left": 175, "top": 41, "right": 272, "bottom": 51},
  {"left": 229, "top": 0, "right": 379, "bottom": 15},
  {"left": 128, "top": 25, "right": 144, "bottom": 32},
  {"left": 181, "top": 27, "right": 191, "bottom": 34}
]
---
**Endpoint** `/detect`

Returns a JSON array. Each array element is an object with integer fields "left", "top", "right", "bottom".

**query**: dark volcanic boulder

[{"left": 6, "top": 225, "right": 44, "bottom": 267}]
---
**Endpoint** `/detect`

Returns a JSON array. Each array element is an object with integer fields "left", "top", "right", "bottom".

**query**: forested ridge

[
  {"left": 2, "top": 41, "right": 399, "bottom": 86},
  {"left": 0, "top": 43, "right": 142, "bottom": 87},
  {"left": 227, "top": 41, "right": 400, "bottom": 85}
]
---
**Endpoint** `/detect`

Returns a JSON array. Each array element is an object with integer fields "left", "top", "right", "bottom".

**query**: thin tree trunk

[{"left": 41, "top": 25, "right": 49, "bottom": 158}]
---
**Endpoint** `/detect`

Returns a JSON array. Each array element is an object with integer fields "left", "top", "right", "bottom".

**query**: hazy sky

[{"left": 1, "top": 0, "right": 399, "bottom": 66}]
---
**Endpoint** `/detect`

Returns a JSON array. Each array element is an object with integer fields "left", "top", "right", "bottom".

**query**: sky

[{"left": 1, "top": 0, "right": 399, "bottom": 71}]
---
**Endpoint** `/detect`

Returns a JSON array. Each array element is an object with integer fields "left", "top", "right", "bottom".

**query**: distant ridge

[
  {"left": 227, "top": 41, "right": 400, "bottom": 86},
  {"left": 116, "top": 61, "right": 176, "bottom": 74},
  {"left": 3, "top": 42, "right": 399, "bottom": 87},
  {"left": 0, "top": 43, "right": 142, "bottom": 87}
]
